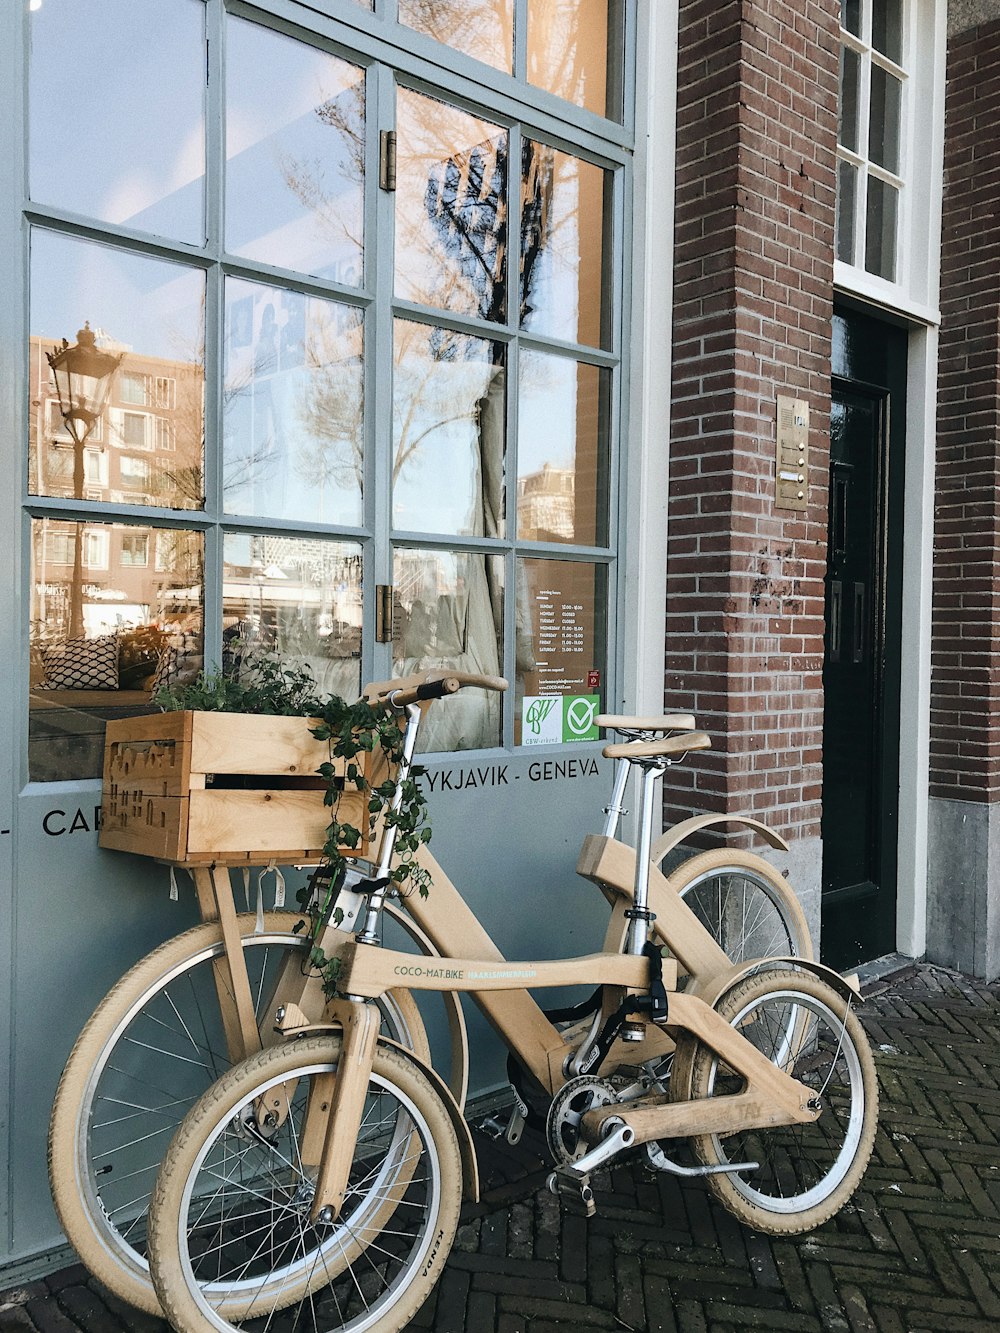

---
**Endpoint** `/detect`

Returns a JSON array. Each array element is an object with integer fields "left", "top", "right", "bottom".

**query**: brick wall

[
  {"left": 930, "top": 19, "right": 1000, "bottom": 804},
  {"left": 664, "top": 0, "right": 839, "bottom": 840}
]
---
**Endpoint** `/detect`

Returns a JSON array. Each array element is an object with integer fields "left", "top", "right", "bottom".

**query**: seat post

[
  {"left": 627, "top": 762, "right": 664, "bottom": 956},
  {"left": 601, "top": 757, "right": 631, "bottom": 839}
]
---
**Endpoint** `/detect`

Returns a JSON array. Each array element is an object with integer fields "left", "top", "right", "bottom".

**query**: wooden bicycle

[
  {"left": 48, "top": 671, "right": 810, "bottom": 1317},
  {"left": 143, "top": 675, "right": 877, "bottom": 1333}
]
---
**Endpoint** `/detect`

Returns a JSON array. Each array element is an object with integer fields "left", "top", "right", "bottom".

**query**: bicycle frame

[{"left": 295, "top": 895, "right": 821, "bottom": 1222}]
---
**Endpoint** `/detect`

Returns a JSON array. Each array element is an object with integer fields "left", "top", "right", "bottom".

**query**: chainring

[{"left": 546, "top": 1075, "right": 620, "bottom": 1165}]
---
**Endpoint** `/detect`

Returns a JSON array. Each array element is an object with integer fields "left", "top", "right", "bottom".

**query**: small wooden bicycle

[{"left": 144, "top": 675, "right": 878, "bottom": 1333}]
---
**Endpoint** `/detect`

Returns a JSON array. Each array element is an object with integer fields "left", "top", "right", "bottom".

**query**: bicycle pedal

[
  {"left": 478, "top": 1114, "right": 508, "bottom": 1141},
  {"left": 546, "top": 1168, "right": 597, "bottom": 1218}
]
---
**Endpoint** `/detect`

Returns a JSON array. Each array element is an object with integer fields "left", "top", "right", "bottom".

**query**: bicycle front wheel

[
  {"left": 148, "top": 1035, "right": 462, "bottom": 1333},
  {"left": 49, "top": 915, "right": 424, "bottom": 1315},
  {"left": 677, "top": 968, "right": 878, "bottom": 1234}
]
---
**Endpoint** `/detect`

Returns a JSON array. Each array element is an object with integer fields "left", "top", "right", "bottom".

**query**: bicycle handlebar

[{"left": 364, "top": 669, "right": 508, "bottom": 709}]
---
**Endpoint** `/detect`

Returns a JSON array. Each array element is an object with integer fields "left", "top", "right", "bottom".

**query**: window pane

[
  {"left": 392, "top": 321, "right": 505, "bottom": 538},
  {"left": 398, "top": 0, "right": 513, "bottom": 72},
  {"left": 226, "top": 16, "right": 365, "bottom": 285},
  {"left": 839, "top": 46, "right": 860, "bottom": 152},
  {"left": 872, "top": 0, "right": 903, "bottom": 64},
  {"left": 841, "top": 0, "right": 861, "bottom": 35},
  {"left": 521, "top": 141, "right": 610, "bottom": 348},
  {"left": 395, "top": 90, "right": 508, "bottom": 322},
  {"left": 869, "top": 65, "right": 902, "bottom": 174},
  {"left": 223, "top": 279, "right": 364, "bottom": 526},
  {"left": 392, "top": 548, "right": 503, "bottom": 751},
  {"left": 515, "top": 557, "right": 606, "bottom": 745},
  {"left": 29, "top": 0, "right": 205, "bottom": 243},
  {"left": 29, "top": 518, "right": 204, "bottom": 781},
  {"left": 865, "top": 176, "right": 898, "bottom": 280},
  {"left": 29, "top": 231, "right": 205, "bottom": 510},
  {"left": 223, "top": 534, "right": 363, "bottom": 701},
  {"left": 527, "top": 0, "right": 623, "bottom": 120},
  {"left": 518, "top": 351, "right": 609, "bottom": 546},
  {"left": 836, "top": 159, "right": 857, "bottom": 263}
]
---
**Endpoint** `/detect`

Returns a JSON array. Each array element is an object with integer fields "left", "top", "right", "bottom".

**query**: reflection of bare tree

[
  {"left": 279, "top": 79, "right": 365, "bottom": 264},
  {"left": 295, "top": 310, "right": 364, "bottom": 498},
  {"left": 398, "top": 0, "right": 512, "bottom": 67},
  {"left": 527, "top": 3, "right": 610, "bottom": 114}
]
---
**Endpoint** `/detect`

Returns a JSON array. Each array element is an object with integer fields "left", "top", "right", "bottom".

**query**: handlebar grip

[{"left": 415, "top": 676, "right": 461, "bottom": 701}]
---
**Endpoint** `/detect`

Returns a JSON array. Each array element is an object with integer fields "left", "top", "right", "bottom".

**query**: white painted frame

[{"left": 835, "top": 0, "right": 947, "bottom": 959}]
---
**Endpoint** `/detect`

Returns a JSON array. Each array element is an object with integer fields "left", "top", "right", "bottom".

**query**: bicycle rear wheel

[
  {"left": 49, "top": 915, "right": 424, "bottom": 1315},
  {"left": 677, "top": 968, "right": 878, "bottom": 1234},
  {"left": 669, "top": 848, "right": 813, "bottom": 985},
  {"left": 148, "top": 1035, "right": 462, "bottom": 1333}
]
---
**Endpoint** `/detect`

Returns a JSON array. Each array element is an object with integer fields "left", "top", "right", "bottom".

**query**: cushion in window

[
  {"left": 149, "top": 646, "right": 179, "bottom": 697},
  {"left": 39, "top": 633, "right": 119, "bottom": 690}
]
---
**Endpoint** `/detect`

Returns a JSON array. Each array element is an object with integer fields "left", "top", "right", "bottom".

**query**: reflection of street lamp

[{"left": 47, "top": 322, "right": 122, "bottom": 638}]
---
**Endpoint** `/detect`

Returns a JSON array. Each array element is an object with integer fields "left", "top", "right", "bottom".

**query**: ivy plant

[{"left": 155, "top": 649, "right": 431, "bottom": 995}]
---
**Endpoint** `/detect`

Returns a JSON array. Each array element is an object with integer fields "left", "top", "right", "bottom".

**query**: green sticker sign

[{"left": 522, "top": 694, "right": 600, "bottom": 746}]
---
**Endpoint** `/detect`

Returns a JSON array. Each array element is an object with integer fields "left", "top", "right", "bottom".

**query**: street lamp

[{"left": 46, "top": 322, "right": 123, "bottom": 638}]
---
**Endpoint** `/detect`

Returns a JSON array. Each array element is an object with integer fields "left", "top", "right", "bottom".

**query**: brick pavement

[{"left": 3, "top": 961, "right": 1000, "bottom": 1332}]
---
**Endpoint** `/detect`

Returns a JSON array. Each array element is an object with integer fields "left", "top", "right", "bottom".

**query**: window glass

[
  {"left": 839, "top": 47, "right": 860, "bottom": 152},
  {"left": 527, "top": 0, "right": 623, "bottom": 121},
  {"left": 515, "top": 557, "right": 606, "bottom": 745},
  {"left": 393, "top": 548, "right": 503, "bottom": 751},
  {"left": 398, "top": 0, "right": 513, "bottom": 72},
  {"left": 392, "top": 321, "right": 505, "bottom": 537},
  {"left": 836, "top": 160, "right": 857, "bottom": 263},
  {"left": 395, "top": 90, "right": 508, "bottom": 323},
  {"left": 521, "top": 141, "right": 610, "bottom": 349},
  {"left": 872, "top": 0, "right": 903, "bottom": 64},
  {"left": 29, "top": 0, "right": 205, "bottom": 243},
  {"left": 865, "top": 176, "right": 898, "bottom": 280},
  {"left": 223, "top": 533, "right": 363, "bottom": 701},
  {"left": 226, "top": 16, "right": 365, "bottom": 285},
  {"left": 29, "top": 518, "right": 204, "bottom": 781},
  {"left": 223, "top": 279, "right": 364, "bottom": 526},
  {"left": 518, "top": 352, "right": 608, "bottom": 545},
  {"left": 28, "top": 231, "right": 205, "bottom": 510},
  {"left": 869, "top": 65, "right": 902, "bottom": 174},
  {"left": 841, "top": 0, "right": 862, "bottom": 36}
]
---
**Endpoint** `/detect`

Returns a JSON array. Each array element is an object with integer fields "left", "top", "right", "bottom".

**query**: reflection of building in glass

[
  {"left": 31, "top": 519, "right": 203, "bottom": 643},
  {"left": 221, "top": 534, "right": 363, "bottom": 667},
  {"left": 29, "top": 332, "right": 203, "bottom": 510},
  {"left": 28, "top": 331, "right": 205, "bottom": 650},
  {"left": 517, "top": 464, "right": 574, "bottom": 541}
]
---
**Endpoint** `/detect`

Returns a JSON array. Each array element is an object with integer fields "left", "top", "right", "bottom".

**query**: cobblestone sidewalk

[{"left": 3, "top": 961, "right": 999, "bottom": 1332}]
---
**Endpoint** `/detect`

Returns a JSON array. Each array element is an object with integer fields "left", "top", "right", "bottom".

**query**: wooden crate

[{"left": 100, "top": 711, "right": 374, "bottom": 866}]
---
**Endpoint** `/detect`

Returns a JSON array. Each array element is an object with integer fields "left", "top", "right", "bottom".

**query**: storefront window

[
  {"left": 222, "top": 533, "right": 363, "bottom": 703},
  {"left": 527, "top": 0, "right": 624, "bottom": 121},
  {"left": 29, "top": 519, "right": 204, "bottom": 782},
  {"left": 23, "top": 1, "right": 629, "bottom": 774},
  {"left": 223, "top": 279, "right": 364, "bottom": 526},
  {"left": 28, "top": 0, "right": 206, "bottom": 244}
]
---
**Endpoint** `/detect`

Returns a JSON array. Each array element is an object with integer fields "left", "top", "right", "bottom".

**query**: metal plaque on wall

[{"left": 775, "top": 395, "right": 809, "bottom": 511}]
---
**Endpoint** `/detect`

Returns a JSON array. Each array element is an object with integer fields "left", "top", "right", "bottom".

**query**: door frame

[{"left": 827, "top": 296, "right": 937, "bottom": 964}]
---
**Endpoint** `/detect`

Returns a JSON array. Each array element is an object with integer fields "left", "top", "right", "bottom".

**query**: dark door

[{"left": 821, "top": 310, "right": 905, "bottom": 970}]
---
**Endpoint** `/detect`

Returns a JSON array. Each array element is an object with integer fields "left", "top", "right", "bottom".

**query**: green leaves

[{"left": 156, "top": 652, "right": 434, "bottom": 999}]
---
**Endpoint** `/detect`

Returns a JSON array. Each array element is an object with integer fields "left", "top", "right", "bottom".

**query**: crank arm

[{"left": 547, "top": 1117, "right": 634, "bottom": 1191}]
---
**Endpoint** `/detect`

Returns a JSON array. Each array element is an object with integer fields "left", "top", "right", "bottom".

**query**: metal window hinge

[
  {"left": 379, "top": 131, "right": 397, "bottom": 192},
  {"left": 375, "top": 584, "right": 394, "bottom": 643}
]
